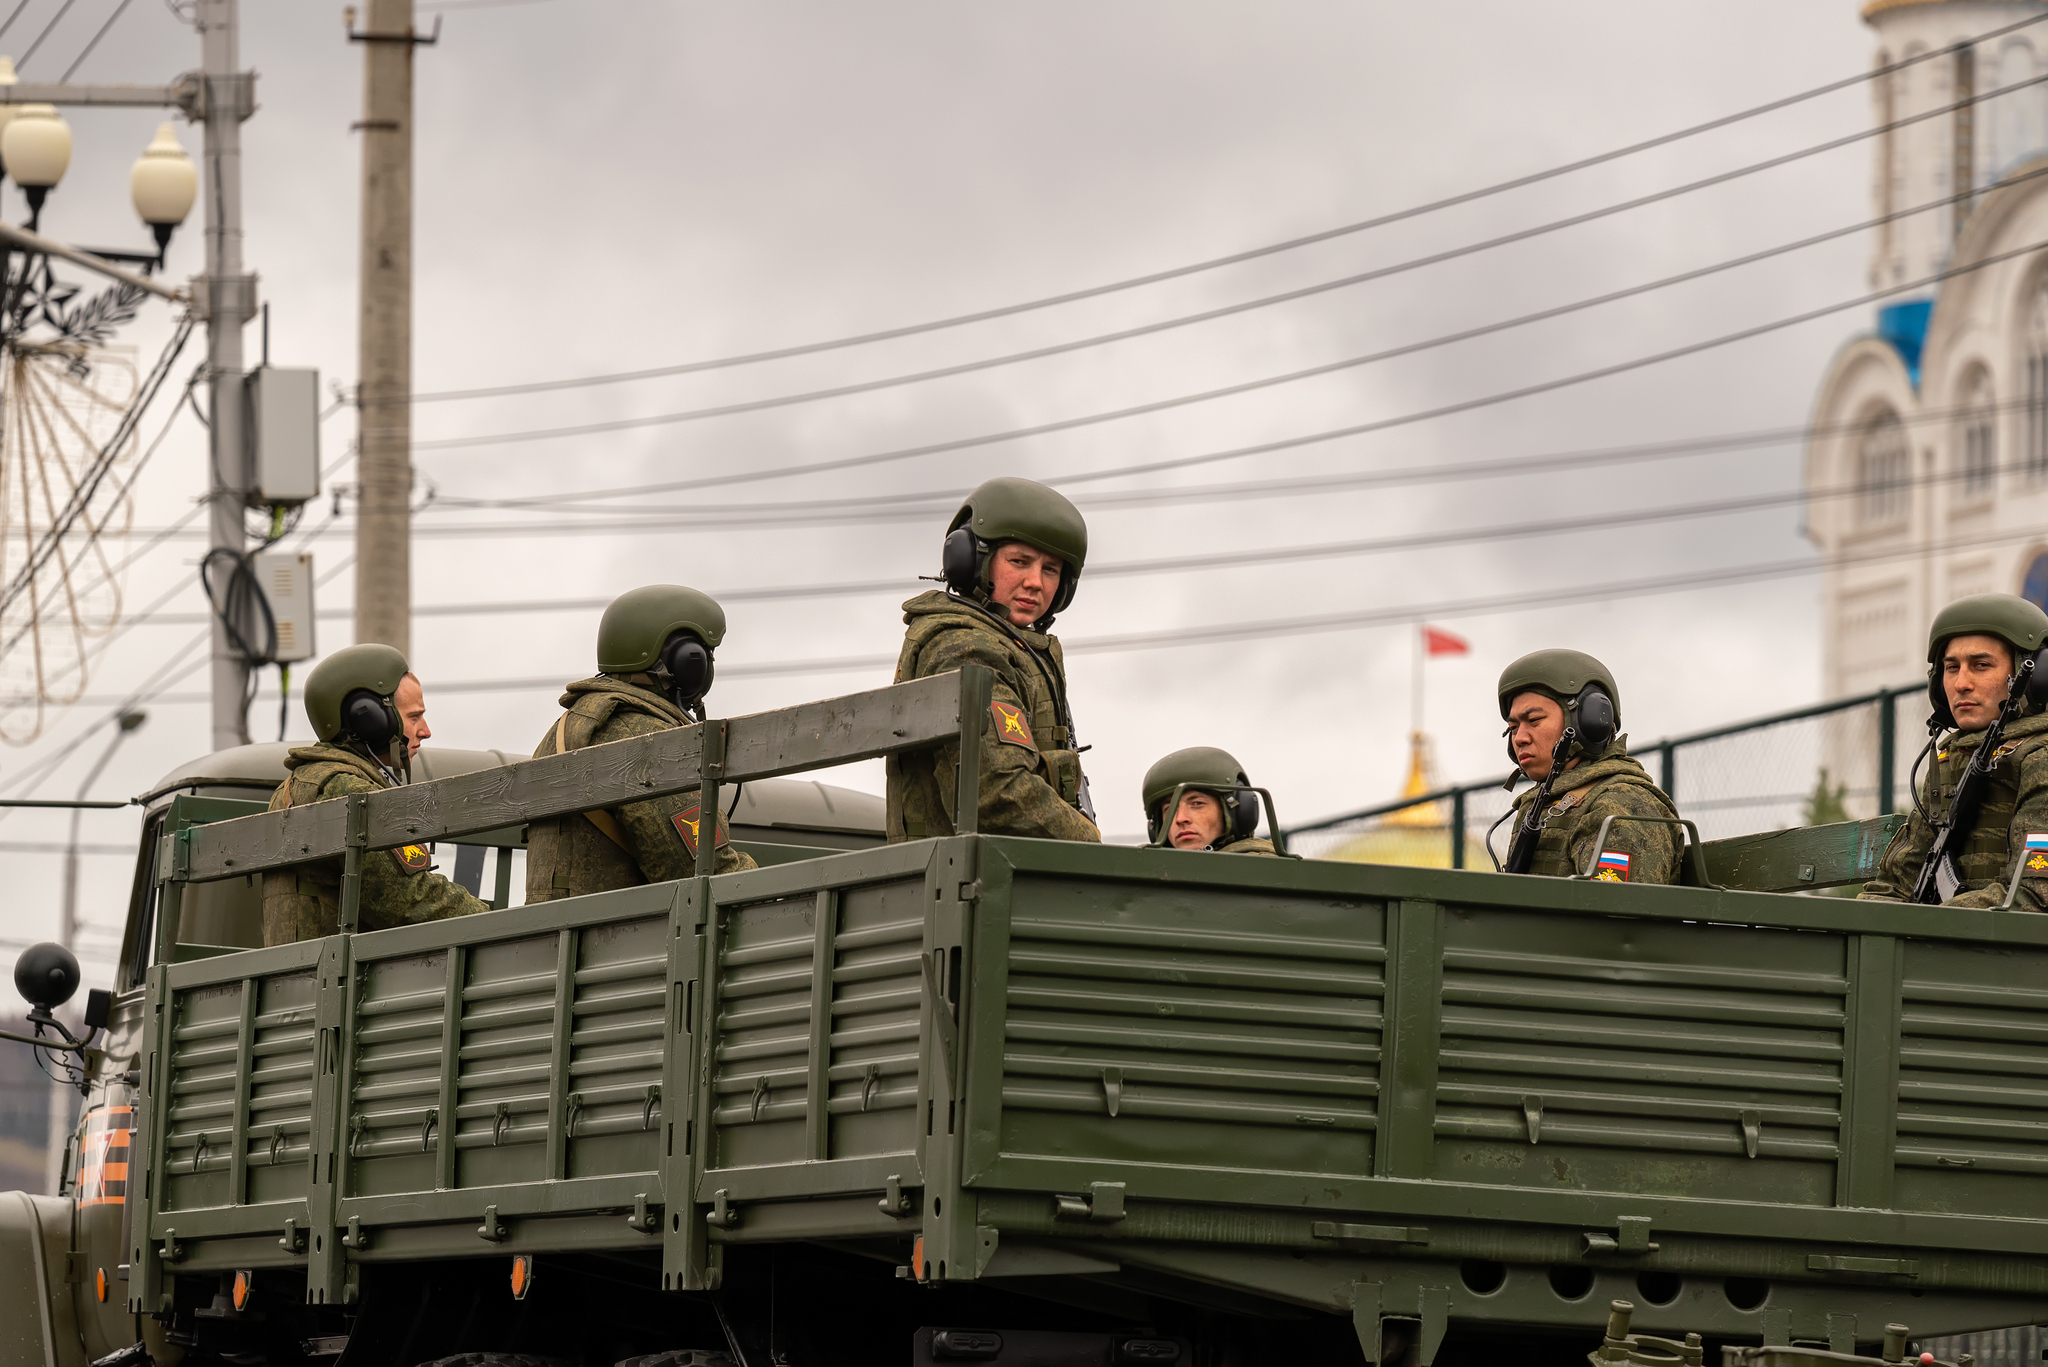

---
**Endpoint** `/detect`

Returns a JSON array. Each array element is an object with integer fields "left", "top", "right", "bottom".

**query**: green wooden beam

[
  {"left": 1695, "top": 815, "right": 1905, "bottom": 894},
  {"left": 174, "top": 669, "right": 979, "bottom": 884}
]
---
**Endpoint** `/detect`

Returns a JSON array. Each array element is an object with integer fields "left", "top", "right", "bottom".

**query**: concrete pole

[
  {"left": 198, "top": 0, "right": 254, "bottom": 750},
  {"left": 353, "top": 0, "right": 415, "bottom": 656}
]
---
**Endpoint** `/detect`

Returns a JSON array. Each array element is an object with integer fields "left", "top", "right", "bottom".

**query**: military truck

[{"left": 3, "top": 668, "right": 2042, "bottom": 1367}]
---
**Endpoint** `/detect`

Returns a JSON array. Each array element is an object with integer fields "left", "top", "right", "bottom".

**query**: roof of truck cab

[{"left": 141, "top": 742, "right": 884, "bottom": 837}]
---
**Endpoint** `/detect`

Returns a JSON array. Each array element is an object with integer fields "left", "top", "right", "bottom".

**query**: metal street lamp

[
  {"left": 2, "top": 103, "right": 70, "bottom": 232},
  {"left": 130, "top": 124, "right": 196, "bottom": 265}
]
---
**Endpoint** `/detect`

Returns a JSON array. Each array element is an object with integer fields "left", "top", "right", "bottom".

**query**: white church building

[{"left": 1807, "top": 0, "right": 2048, "bottom": 701}]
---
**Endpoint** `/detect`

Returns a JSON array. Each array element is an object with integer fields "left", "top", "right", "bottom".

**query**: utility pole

[
  {"left": 351, "top": 0, "right": 428, "bottom": 657},
  {"left": 198, "top": 0, "right": 257, "bottom": 750}
]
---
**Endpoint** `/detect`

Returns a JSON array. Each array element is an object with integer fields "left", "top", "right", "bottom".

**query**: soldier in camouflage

[
  {"left": 262, "top": 644, "right": 489, "bottom": 946},
  {"left": 525, "top": 585, "right": 757, "bottom": 903},
  {"left": 1142, "top": 747, "right": 1281, "bottom": 856},
  {"left": 1863, "top": 593, "right": 2048, "bottom": 909},
  {"left": 1495, "top": 649, "right": 1684, "bottom": 884},
  {"left": 887, "top": 477, "right": 1101, "bottom": 843}
]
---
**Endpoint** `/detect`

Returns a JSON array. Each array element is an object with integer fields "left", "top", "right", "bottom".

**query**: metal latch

[
  {"left": 1808, "top": 1254, "right": 1918, "bottom": 1278},
  {"left": 1311, "top": 1221, "right": 1429, "bottom": 1247},
  {"left": 879, "top": 1174, "right": 913, "bottom": 1216},
  {"left": 1583, "top": 1216, "right": 1657, "bottom": 1255},
  {"left": 1054, "top": 1181, "right": 1125, "bottom": 1222},
  {"left": 709, "top": 1189, "right": 741, "bottom": 1228},
  {"left": 278, "top": 1218, "right": 305, "bottom": 1253},
  {"left": 476, "top": 1205, "right": 508, "bottom": 1243},
  {"left": 627, "top": 1192, "right": 658, "bottom": 1234}
]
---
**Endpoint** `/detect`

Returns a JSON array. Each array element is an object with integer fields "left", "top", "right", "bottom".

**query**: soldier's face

[
  {"left": 1942, "top": 634, "right": 2014, "bottom": 731},
  {"left": 394, "top": 674, "right": 430, "bottom": 758},
  {"left": 989, "top": 542, "right": 1063, "bottom": 626},
  {"left": 1169, "top": 791, "right": 1226, "bottom": 849},
  {"left": 1507, "top": 692, "right": 1566, "bottom": 780}
]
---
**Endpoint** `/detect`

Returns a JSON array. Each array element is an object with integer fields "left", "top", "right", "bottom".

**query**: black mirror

[
  {"left": 1576, "top": 690, "right": 1617, "bottom": 750},
  {"left": 83, "top": 989, "right": 111, "bottom": 1032},
  {"left": 14, "top": 941, "right": 80, "bottom": 1012}
]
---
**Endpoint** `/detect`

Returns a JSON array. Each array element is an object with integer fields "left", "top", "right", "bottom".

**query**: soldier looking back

[
  {"left": 525, "top": 585, "right": 758, "bottom": 903},
  {"left": 262, "top": 645, "right": 489, "bottom": 945},
  {"left": 1492, "top": 649, "right": 1683, "bottom": 884},
  {"left": 886, "top": 477, "right": 1101, "bottom": 843},
  {"left": 1863, "top": 593, "right": 2048, "bottom": 909},
  {"left": 1142, "top": 747, "right": 1280, "bottom": 856}
]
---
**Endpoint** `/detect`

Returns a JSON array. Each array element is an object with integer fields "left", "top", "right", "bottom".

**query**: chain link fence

[{"left": 1287, "top": 684, "right": 1928, "bottom": 869}]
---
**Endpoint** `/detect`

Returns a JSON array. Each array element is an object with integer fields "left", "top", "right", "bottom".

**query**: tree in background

[{"left": 1804, "top": 768, "right": 1851, "bottom": 827}]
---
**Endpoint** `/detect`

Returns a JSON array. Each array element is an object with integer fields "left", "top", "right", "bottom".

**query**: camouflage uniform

[
  {"left": 525, "top": 676, "right": 756, "bottom": 903},
  {"left": 261, "top": 742, "right": 488, "bottom": 946},
  {"left": 886, "top": 590, "right": 1100, "bottom": 843},
  {"left": 1505, "top": 738, "right": 1683, "bottom": 884},
  {"left": 1862, "top": 712, "right": 2048, "bottom": 909},
  {"left": 1212, "top": 836, "right": 1279, "bottom": 857}
]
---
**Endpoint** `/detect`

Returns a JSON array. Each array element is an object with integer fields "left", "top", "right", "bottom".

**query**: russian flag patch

[
  {"left": 2027, "top": 833, "right": 2048, "bottom": 851},
  {"left": 1594, "top": 851, "right": 1631, "bottom": 883}
]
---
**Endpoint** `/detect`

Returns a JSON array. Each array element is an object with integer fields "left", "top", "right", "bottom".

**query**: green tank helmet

[
  {"left": 304, "top": 644, "right": 409, "bottom": 774},
  {"left": 942, "top": 477, "right": 1088, "bottom": 618},
  {"left": 1496, "top": 648, "right": 1620, "bottom": 766},
  {"left": 1925, "top": 592, "right": 2048, "bottom": 661},
  {"left": 596, "top": 585, "right": 728, "bottom": 673},
  {"left": 1141, "top": 745, "right": 1259, "bottom": 845},
  {"left": 1924, "top": 592, "right": 2048, "bottom": 726}
]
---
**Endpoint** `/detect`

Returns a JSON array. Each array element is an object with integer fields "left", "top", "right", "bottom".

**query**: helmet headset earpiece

[
  {"left": 1502, "top": 682, "right": 1616, "bottom": 770},
  {"left": 941, "top": 525, "right": 982, "bottom": 597},
  {"left": 340, "top": 686, "right": 406, "bottom": 781},
  {"left": 651, "top": 630, "right": 715, "bottom": 719}
]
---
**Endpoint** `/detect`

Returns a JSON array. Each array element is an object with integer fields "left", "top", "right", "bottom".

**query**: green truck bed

[{"left": 126, "top": 671, "right": 2048, "bottom": 1363}]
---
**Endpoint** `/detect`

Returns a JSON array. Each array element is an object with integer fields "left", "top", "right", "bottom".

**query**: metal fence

[{"left": 1285, "top": 684, "right": 1928, "bottom": 869}]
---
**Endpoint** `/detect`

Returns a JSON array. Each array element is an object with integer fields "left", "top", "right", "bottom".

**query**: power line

[
  {"left": 406, "top": 14, "right": 2048, "bottom": 406},
  {"left": 93, "top": 517, "right": 2048, "bottom": 710},
  {"left": 408, "top": 150, "right": 2048, "bottom": 445},
  {"left": 60, "top": 0, "right": 134, "bottom": 81},
  {"left": 412, "top": 234, "right": 2048, "bottom": 501},
  {"left": 17, "top": 0, "right": 77, "bottom": 68},
  {"left": 107, "top": 450, "right": 2046, "bottom": 631}
]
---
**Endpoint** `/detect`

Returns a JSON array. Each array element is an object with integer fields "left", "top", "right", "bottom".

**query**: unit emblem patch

[
  {"left": 393, "top": 844, "right": 431, "bottom": 873},
  {"left": 673, "top": 805, "right": 731, "bottom": 856},
  {"left": 1593, "top": 851, "right": 1631, "bottom": 883},
  {"left": 990, "top": 699, "right": 1034, "bottom": 748}
]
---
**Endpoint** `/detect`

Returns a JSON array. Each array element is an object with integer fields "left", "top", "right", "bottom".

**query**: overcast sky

[{"left": 0, "top": 0, "right": 1884, "bottom": 994}]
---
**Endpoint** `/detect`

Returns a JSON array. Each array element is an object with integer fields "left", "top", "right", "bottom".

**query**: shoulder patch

[
  {"left": 391, "top": 844, "right": 431, "bottom": 874},
  {"left": 1594, "top": 851, "right": 1630, "bottom": 882},
  {"left": 673, "top": 806, "right": 731, "bottom": 856},
  {"left": 990, "top": 698, "right": 1035, "bottom": 748}
]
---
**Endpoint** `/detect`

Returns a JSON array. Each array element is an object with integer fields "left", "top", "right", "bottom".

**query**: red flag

[{"left": 1422, "top": 625, "right": 1468, "bottom": 657}]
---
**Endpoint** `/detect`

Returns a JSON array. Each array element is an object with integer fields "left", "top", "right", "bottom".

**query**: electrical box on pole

[
  {"left": 243, "top": 365, "right": 319, "bottom": 505},
  {"left": 253, "top": 547, "right": 317, "bottom": 662}
]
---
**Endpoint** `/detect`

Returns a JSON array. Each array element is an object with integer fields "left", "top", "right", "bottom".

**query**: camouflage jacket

[
  {"left": 1862, "top": 712, "right": 2048, "bottom": 910},
  {"left": 1210, "top": 837, "right": 1280, "bottom": 857},
  {"left": 885, "top": 591, "right": 1100, "bottom": 844},
  {"left": 1504, "top": 739, "right": 1683, "bottom": 884},
  {"left": 524, "top": 676, "right": 756, "bottom": 904},
  {"left": 261, "top": 742, "right": 488, "bottom": 946}
]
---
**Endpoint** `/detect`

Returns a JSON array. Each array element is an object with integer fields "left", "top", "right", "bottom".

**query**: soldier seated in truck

[
  {"left": 1863, "top": 593, "right": 2048, "bottom": 910},
  {"left": 525, "top": 584, "right": 758, "bottom": 903},
  {"left": 263, "top": 645, "right": 491, "bottom": 945},
  {"left": 1142, "top": 746, "right": 1280, "bottom": 855},
  {"left": 886, "top": 477, "right": 1101, "bottom": 843},
  {"left": 1492, "top": 648, "right": 1683, "bottom": 884}
]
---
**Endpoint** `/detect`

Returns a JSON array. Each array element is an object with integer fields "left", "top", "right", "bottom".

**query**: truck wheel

[
  {"left": 615, "top": 1353, "right": 736, "bottom": 1367},
  {"left": 413, "top": 1356, "right": 576, "bottom": 1367}
]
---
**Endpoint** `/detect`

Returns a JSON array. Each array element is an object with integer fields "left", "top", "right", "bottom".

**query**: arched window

[
  {"left": 2029, "top": 280, "right": 2048, "bottom": 480},
  {"left": 1857, "top": 410, "right": 1910, "bottom": 524},
  {"left": 1959, "top": 366, "right": 1997, "bottom": 498}
]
